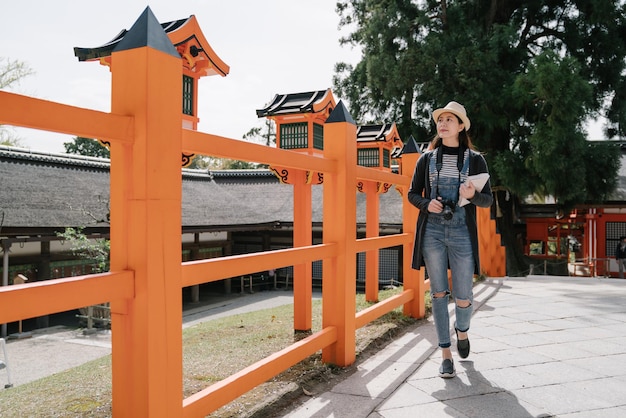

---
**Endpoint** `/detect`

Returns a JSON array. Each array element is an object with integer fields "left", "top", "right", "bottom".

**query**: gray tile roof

[
  {"left": 356, "top": 123, "right": 398, "bottom": 143},
  {"left": 256, "top": 90, "right": 333, "bottom": 117},
  {"left": 0, "top": 147, "right": 111, "bottom": 228},
  {"left": 0, "top": 146, "right": 404, "bottom": 233}
]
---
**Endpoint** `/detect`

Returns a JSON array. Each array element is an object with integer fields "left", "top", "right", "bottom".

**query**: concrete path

[{"left": 285, "top": 276, "right": 626, "bottom": 417}]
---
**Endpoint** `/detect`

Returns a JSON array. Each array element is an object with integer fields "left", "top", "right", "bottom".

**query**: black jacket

[{"left": 407, "top": 148, "right": 493, "bottom": 274}]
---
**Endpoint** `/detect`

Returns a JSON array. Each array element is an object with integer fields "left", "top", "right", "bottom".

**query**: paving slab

[{"left": 285, "top": 276, "right": 626, "bottom": 417}]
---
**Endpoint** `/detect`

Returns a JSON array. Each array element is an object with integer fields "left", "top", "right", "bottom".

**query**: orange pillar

[
  {"left": 477, "top": 207, "right": 491, "bottom": 276},
  {"left": 364, "top": 182, "right": 380, "bottom": 302},
  {"left": 492, "top": 220, "right": 506, "bottom": 276},
  {"left": 293, "top": 172, "right": 313, "bottom": 331},
  {"left": 399, "top": 153, "right": 426, "bottom": 318},
  {"left": 108, "top": 8, "right": 183, "bottom": 416},
  {"left": 322, "top": 102, "right": 357, "bottom": 366},
  {"left": 477, "top": 206, "right": 506, "bottom": 277}
]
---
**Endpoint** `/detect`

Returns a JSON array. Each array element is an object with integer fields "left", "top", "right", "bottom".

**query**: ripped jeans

[{"left": 423, "top": 222, "right": 474, "bottom": 348}]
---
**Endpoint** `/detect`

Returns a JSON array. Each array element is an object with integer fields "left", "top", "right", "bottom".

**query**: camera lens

[{"left": 442, "top": 207, "right": 453, "bottom": 220}]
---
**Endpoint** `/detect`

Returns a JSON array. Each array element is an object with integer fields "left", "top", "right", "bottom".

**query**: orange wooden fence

[{"left": 0, "top": 9, "right": 504, "bottom": 416}]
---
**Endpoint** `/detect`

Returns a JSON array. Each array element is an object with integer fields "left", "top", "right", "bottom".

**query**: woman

[{"left": 408, "top": 101, "right": 492, "bottom": 378}]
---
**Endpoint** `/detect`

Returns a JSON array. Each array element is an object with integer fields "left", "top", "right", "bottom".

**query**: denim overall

[{"left": 424, "top": 147, "right": 474, "bottom": 348}]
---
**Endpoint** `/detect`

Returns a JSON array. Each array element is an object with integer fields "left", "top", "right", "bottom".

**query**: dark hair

[{"left": 428, "top": 114, "right": 475, "bottom": 150}]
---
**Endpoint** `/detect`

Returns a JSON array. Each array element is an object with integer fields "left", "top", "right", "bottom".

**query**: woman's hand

[
  {"left": 459, "top": 181, "right": 476, "bottom": 200},
  {"left": 428, "top": 198, "right": 444, "bottom": 213}
]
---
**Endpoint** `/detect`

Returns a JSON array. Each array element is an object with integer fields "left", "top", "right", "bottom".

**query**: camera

[{"left": 439, "top": 198, "right": 456, "bottom": 220}]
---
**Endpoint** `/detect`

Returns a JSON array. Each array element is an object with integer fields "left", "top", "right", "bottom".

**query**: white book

[{"left": 458, "top": 173, "right": 490, "bottom": 207}]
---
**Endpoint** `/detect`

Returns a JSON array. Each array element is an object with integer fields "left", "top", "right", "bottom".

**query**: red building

[{"left": 521, "top": 143, "right": 626, "bottom": 277}]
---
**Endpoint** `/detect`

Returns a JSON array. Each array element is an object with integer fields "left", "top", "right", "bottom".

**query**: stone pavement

[{"left": 285, "top": 276, "right": 626, "bottom": 418}]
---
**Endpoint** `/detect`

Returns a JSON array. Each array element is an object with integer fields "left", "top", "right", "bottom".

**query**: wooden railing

[
  {"left": 0, "top": 11, "right": 503, "bottom": 416},
  {"left": 0, "top": 24, "right": 426, "bottom": 417}
]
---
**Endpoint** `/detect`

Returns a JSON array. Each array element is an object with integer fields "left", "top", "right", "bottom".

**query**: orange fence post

[
  {"left": 322, "top": 102, "right": 358, "bottom": 366},
  {"left": 365, "top": 182, "right": 380, "bottom": 302},
  {"left": 399, "top": 149, "right": 426, "bottom": 318},
  {"left": 293, "top": 173, "right": 313, "bottom": 332},
  {"left": 108, "top": 8, "right": 183, "bottom": 416},
  {"left": 477, "top": 206, "right": 505, "bottom": 277},
  {"left": 477, "top": 207, "right": 492, "bottom": 276}
]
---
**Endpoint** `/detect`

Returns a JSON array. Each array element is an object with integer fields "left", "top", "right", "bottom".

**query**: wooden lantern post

[
  {"left": 74, "top": 13, "right": 230, "bottom": 168},
  {"left": 257, "top": 89, "right": 335, "bottom": 332},
  {"left": 74, "top": 12, "right": 230, "bottom": 309},
  {"left": 321, "top": 101, "right": 358, "bottom": 366},
  {"left": 355, "top": 123, "right": 403, "bottom": 302},
  {"left": 395, "top": 137, "right": 427, "bottom": 318}
]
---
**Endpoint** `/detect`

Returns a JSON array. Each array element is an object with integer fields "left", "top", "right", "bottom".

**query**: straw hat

[{"left": 432, "top": 101, "right": 471, "bottom": 131}]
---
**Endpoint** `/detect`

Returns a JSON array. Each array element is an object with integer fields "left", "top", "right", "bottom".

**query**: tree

[
  {"left": 0, "top": 57, "right": 34, "bottom": 146},
  {"left": 56, "top": 226, "right": 111, "bottom": 326},
  {"left": 243, "top": 119, "right": 276, "bottom": 147},
  {"left": 0, "top": 57, "right": 33, "bottom": 89},
  {"left": 56, "top": 227, "right": 110, "bottom": 273},
  {"left": 63, "top": 137, "right": 110, "bottom": 158},
  {"left": 335, "top": 0, "right": 626, "bottom": 275},
  {"left": 0, "top": 126, "right": 22, "bottom": 147}
]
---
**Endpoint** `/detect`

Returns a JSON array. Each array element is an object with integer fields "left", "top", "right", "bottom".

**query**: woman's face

[{"left": 437, "top": 112, "right": 464, "bottom": 142}]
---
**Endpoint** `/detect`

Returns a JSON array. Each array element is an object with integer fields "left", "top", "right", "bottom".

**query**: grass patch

[{"left": 0, "top": 287, "right": 429, "bottom": 417}]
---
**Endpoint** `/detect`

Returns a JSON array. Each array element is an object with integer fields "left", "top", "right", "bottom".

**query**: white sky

[{"left": 1, "top": 0, "right": 362, "bottom": 153}]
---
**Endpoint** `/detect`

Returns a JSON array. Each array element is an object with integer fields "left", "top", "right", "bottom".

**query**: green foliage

[
  {"left": 185, "top": 155, "right": 212, "bottom": 169},
  {"left": 335, "top": 0, "right": 626, "bottom": 207},
  {"left": 498, "top": 50, "right": 605, "bottom": 207},
  {"left": 187, "top": 156, "right": 260, "bottom": 170},
  {"left": 63, "top": 137, "right": 110, "bottom": 158},
  {"left": 56, "top": 227, "right": 110, "bottom": 273}
]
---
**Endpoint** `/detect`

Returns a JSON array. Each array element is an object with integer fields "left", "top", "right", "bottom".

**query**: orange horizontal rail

[
  {"left": 0, "top": 91, "right": 134, "bottom": 144},
  {"left": 182, "top": 130, "right": 337, "bottom": 173},
  {"left": 356, "top": 165, "right": 410, "bottom": 187},
  {"left": 355, "top": 233, "right": 411, "bottom": 253},
  {"left": 355, "top": 290, "right": 414, "bottom": 328},
  {"left": 0, "top": 271, "right": 134, "bottom": 323},
  {"left": 181, "top": 244, "right": 337, "bottom": 287},
  {"left": 182, "top": 325, "right": 338, "bottom": 417}
]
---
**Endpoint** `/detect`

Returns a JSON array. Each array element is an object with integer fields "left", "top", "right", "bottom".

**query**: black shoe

[
  {"left": 439, "top": 359, "right": 455, "bottom": 378},
  {"left": 456, "top": 328, "right": 470, "bottom": 359}
]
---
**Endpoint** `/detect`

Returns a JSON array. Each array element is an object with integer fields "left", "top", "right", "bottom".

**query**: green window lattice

[
  {"left": 383, "top": 148, "right": 390, "bottom": 168},
  {"left": 182, "top": 75, "right": 194, "bottom": 116},
  {"left": 313, "top": 123, "right": 324, "bottom": 150},
  {"left": 280, "top": 123, "right": 308, "bottom": 149},
  {"left": 358, "top": 148, "right": 380, "bottom": 167}
]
